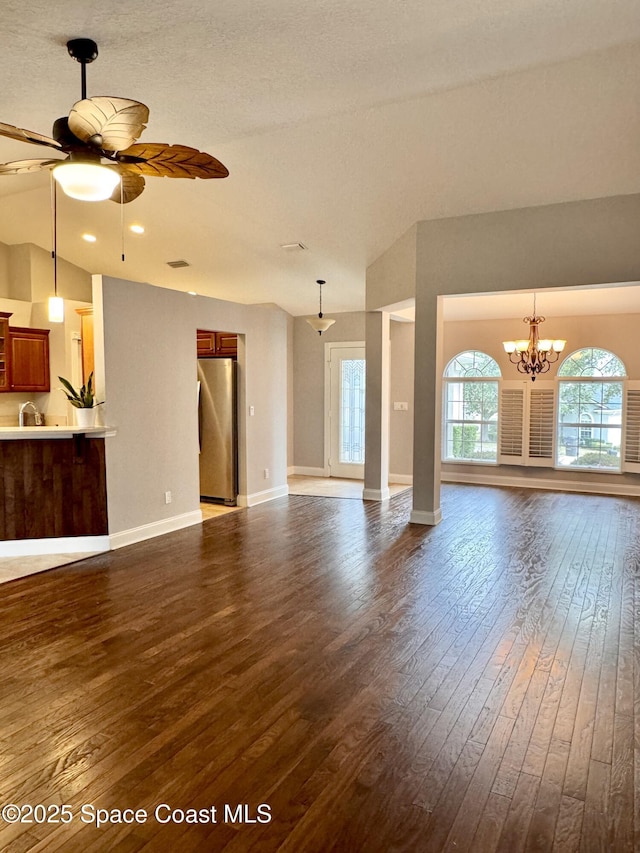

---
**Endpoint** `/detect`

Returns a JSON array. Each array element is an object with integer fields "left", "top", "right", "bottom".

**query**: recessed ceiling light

[
  {"left": 129, "top": 224, "right": 145, "bottom": 234},
  {"left": 82, "top": 233, "right": 97, "bottom": 243},
  {"left": 188, "top": 291, "right": 197, "bottom": 296}
]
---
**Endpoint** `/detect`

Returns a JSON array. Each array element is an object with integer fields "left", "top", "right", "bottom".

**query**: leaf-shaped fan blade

[
  {"left": 109, "top": 169, "right": 145, "bottom": 204},
  {"left": 0, "top": 121, "right": 62, "bottom": 149},
  {"left": 68, "top": 98, "right": 149, "bottom": 152},
  {"left": 118, "top": 143, "right": 229, "bottom": 179},
  {"left": 0, "top": 158, "right": 63, "bottom": 175}
]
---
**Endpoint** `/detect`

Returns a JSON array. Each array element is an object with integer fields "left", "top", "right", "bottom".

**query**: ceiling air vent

[{"left": 166, "top": 259, "right": 190, "bottom": 269}]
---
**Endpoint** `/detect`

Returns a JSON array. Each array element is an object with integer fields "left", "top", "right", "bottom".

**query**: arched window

[
  {"left": 556, "top": 348, "right": 626, "bottom": 470},
  {"left": 443, "top": 351, "right": 500, "bottom": 463}
]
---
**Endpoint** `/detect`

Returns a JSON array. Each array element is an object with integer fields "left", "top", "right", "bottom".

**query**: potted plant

[{"left": 58, "top": 372, "right": 102, "bottom": 428}]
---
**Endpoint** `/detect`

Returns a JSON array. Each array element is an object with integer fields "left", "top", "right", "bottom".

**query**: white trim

[
  {"left": 324, "top": 340, "right": 366, "bottom": 477},
  {"left": 289, "top": 466, "right": 329, "bottom": 477},
  {"left": 108, "top": 510, "right": 203, "bottom": 550},
  {"left": 237, "top": 485, "right": 289, "bottom": 507},
  {"left": 389, "top": 473, "right": 413, "bottom": 484},
  {"left": 442, "top": 470, "right": 640, "bottom": 498},
  {"left": 410, "top": 508, "right": 442, "bottom": 526},
  {"left": 0, "top": 535, "right": 110, "bottom": 558},
  {"left": 363, "top": 487, "right": 391, "bottom": 501}
]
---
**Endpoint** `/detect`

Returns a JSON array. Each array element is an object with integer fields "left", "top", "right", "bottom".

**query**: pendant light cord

[
  {"left": 317, "top": 279, "right": 326, "bottom": 318},
  {"left": 51, "top": 173, "right": 58, "bottom": 296}
]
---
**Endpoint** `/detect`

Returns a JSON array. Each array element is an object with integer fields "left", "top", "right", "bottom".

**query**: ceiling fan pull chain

[{"left": 121, "top": 180, "right": 125, "bottom": 261}]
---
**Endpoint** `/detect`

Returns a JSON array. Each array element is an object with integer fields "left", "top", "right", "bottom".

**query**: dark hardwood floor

[{"left": 0, "top": 485, "right": 638, "bottom": 852}]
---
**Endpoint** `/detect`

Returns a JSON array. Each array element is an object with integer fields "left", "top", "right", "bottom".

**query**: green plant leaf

[{"left": 59, "top": 373, "right": 98, "bottom": 408}]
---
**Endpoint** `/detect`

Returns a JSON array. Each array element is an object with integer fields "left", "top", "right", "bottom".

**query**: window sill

[
  {"left": 554, "top": 465, "right": 621, "bottom": 475},
  {"left": 442, "top": 458, "right": 498, "bottom": 466}
]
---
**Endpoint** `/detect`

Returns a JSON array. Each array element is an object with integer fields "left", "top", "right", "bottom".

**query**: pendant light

[
  {"left": 306, "top": 279, "right": 336, "bottom": 335},
  {"left": 502, "top": 294, "right": 565, "bottom": 381}
]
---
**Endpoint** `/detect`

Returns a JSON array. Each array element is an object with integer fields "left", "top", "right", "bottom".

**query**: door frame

[{"left": 324, "top": 340, "right": 366, "bottom": 477}]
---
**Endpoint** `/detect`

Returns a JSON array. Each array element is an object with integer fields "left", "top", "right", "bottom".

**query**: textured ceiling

[{"left": 0, "top": 2, "right": 639, "bottom": 315}]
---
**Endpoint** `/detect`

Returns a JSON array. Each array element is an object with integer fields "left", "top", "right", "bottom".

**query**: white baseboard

[
  {"left": 442, "top": 471, "right": 640, "bottom": 498},
  {"left": 289, "top": 466, "right": 329, "bottom": 477},
  {"left": 409, "top": 508, "right": 442, "bottom": 526},
  {"left": 0, "top": 535, "right": 111, "bottom": 558},
  {"left": 237, "top": 485, "right": 289, "bottom": 507},
  {"left": 389, "top": 473, "right": 413, "bottom": 485},
  {"left": 362, "top": 487, "right": 391, "bottom": 501},
  {"left": 108, "top": 510, "right": 203, "bottom": 550}
]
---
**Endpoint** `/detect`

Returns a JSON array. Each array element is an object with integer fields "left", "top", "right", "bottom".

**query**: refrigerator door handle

[{"left": 197, "top": 380, "right": 202, "bottom": 453}]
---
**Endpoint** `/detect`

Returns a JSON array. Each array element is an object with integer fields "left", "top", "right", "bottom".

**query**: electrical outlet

[
  {"left": 164, "top": 491, "right": 172, "bottom": 504},
  {"left": 264, "top": 468, "right": 270, "bottom": 479}
]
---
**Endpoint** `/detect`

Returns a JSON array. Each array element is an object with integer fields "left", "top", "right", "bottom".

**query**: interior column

[
  {"left": 363, "top": 310, "right": 390, "bottom": 500},
  {"left": 410, "top": 290, "right": 442, "bottom": 525}
]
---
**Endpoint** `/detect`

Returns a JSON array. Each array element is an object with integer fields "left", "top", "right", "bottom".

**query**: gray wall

[
  {"left": 442, "top": 311, "right": 640, "bottom": 491},
  {"left": 293, "top": 311, "right": 366, "bottom": 470},
  {"left": 366, "top": 225, "right": 417, "bottom": 311},
  {"left": 292, "top": 311, "right": 415, "bottom": 476},
  {"left": 389, "top": 320, "right": 414, "bottom": 477},
  {"left": 443, "top": 313, "right": 640, "bottom": 382},
  {"left": 0, "top": 241, "right": 92, "bottom": 303},
  {"left": 95, "top": 276, "right": 290, "bottom": 539},
  {"left": 367, "top": 193, "right": 640, "bottom": 520}
]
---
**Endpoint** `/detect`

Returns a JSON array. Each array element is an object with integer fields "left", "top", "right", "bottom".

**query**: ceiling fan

[{"left": 0, "top": 38, "right": 229, "bottom": 203}]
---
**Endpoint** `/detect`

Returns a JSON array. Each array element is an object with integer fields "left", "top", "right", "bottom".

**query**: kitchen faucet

[{"left": 18, "top": 401, "right": 43, "bottom": 427}]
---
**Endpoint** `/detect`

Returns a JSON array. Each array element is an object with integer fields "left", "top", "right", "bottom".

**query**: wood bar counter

[{"left": 0, "top": 427, "right": 109, "bottom": 540}]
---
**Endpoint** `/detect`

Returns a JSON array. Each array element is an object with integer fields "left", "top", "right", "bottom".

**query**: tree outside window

[
  {"left": 443, "top": 351, "right": 500, "bottom": 463},
  {"left": 557, "top": 348, "right": 625, "bottom": 470}
]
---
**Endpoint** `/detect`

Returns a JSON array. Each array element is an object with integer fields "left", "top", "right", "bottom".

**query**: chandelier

[{"left": 502, "top": 295, "right": 566, "bottom": 381}]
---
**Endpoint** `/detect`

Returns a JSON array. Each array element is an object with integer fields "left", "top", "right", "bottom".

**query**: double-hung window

[
  {"left": 443, "top": 351, "right": 500, "bottom": 463},
  {"left": 556, "top": 348, "right": 626, "bottom": 471}
]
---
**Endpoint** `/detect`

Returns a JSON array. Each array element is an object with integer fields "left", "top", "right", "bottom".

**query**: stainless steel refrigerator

[{"left": 197, "top": 358, "right": 238, "bottom": 505}]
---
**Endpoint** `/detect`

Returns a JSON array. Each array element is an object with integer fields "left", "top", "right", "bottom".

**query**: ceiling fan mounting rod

[{"left": 67, "top": 38, "right": 98, "bottom": 101}]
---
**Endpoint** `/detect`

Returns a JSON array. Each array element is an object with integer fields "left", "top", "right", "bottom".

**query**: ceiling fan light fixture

[{"left": 52, "top": 161, "right": 120, "bottom": 202}]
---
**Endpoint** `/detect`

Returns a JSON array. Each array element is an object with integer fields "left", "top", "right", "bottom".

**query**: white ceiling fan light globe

[{"left": 52, "top": 161, "right": 120, "bottom": 201}]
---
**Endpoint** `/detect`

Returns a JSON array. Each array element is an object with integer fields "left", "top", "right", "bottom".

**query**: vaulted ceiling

[{"left": 1, "top": 2, "right": 639, "bottom": 315}]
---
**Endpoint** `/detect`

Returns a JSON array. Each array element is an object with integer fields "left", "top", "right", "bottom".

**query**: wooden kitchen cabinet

[
  {"left": 216, "top": 332, "right": 238, "bottom": 356},
  {"left": 197, "top": 329, "right": 237, "bottom": 358},
  {"left": 0, "top": 313, "right": 11, "bottom": 391},
  {"left": 197, "top": 330, "right": 217, "bottom": 356},
  {"left": 9, "top": 327, "right": 50, "bottom": 392}
]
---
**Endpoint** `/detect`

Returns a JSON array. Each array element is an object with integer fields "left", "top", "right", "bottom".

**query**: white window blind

[
  {"left": 527, "top": 383, "right": 555, "bottom": 466},
  {"left": 498, "top": 382, "right": 525, "bottom": 464},
  {"left": 623, "top": 382, "right": 640, "bottom": 473}
]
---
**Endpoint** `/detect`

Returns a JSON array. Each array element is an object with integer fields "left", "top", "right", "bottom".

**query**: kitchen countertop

[{"left": 0, "top": 425, "right": 115, "bottom": 440}]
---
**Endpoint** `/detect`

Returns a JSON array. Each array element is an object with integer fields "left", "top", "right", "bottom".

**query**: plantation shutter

[
  {"left": 623, "top": 381, "right": 640, "bottom": 473},
  {"left": 498, "top": 381, "right": 526, "bottom": 465},
  {"left": 527, "top": 380, "right": 556, "bottom": 467}
]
